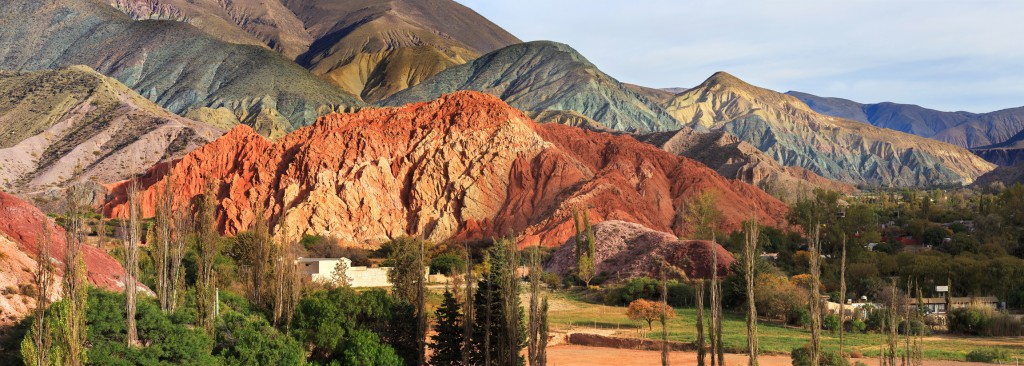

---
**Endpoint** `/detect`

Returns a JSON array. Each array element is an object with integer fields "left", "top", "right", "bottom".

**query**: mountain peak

[{"left": 700, "top": 71, "right": 758, "bottom": 91}]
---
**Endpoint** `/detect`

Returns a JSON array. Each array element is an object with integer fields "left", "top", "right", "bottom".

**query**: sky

[{"left": 457, "top": 0, "right": 1024, "bottom": 113}]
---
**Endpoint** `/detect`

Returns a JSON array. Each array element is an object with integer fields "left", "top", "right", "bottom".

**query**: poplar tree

[
  {"left": 62, "top": 185, "right": 90, "bottom": 365},
  {"left": 21, "top": 223, "right": 55, "bottom": 366},
  {"left": 527, "top": 245, "right": 549, "bottom": 366},
  {"left": 839, "top": 236, "right": 848, "bottom": 357},
  {"left": 573, "top": 208, "right": 596, "bottom": 287},
  {"left": 808, "top": 224, "right": 822, "bottom": 366},
  {"left": 122, "top": 180, "right": 142, "bottom": 347},
  {"left": 470, "top": 237, "right": 525, "bottom": 366},
  {"left": 196, "top": 180, "right": 221, "bottom": 334},
  {"left": 744, "top": 217, "right": 760, "bottom": 366}
]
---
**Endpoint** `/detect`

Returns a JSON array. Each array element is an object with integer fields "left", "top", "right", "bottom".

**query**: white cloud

[{"left": 458, "top": 0, "right": 1024, "bottom": 112}]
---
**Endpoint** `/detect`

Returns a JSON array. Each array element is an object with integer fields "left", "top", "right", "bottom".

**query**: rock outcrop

[
  {"left": 383, "top": 41, "right": 683, "bottom": 133},
  {"left": 0, "top": 0, "right": 364, "bottom": 133},
  {"left": 661, "top": 72, "right": 995, "bottom": 187},
  {"left": 104, "top": 92, "right": 787, "bottom": 248},
  {"left": 0, "top": 66, "right": 223, "bottom": 196},
  {"left": 638, "top": 128, "right": 856, "bottom": 200},
  {"left": 545, "top": 220, "right": 734, "bottom": 283},
  {"left": 0, "top": 191, "right": 135, "bottom": 325}
]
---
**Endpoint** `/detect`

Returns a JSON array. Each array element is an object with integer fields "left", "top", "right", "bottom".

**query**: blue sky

[{"left": 457, "top": 0, "right": 1024, "bottom": 113}]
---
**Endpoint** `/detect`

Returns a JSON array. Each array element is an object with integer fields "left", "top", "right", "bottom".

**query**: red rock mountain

[
  {"left": 0, "top": 191, "right": 132, "bottom": 325},
  {"left": 104, "top": 92, "right": 788, "bottom": 247}
]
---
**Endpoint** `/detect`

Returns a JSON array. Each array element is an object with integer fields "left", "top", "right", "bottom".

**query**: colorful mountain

[
  {"left": 0, "top": 66, "right": 223, "bottom": 196},
  {"left": 0, "top": 191, "right": 135, "bottom": 325},
  {"left": 103, "top": 92, "right": 787, "bottom": 248},
  {"left": 638, "top": 128, "right": 856, "bottom": 200},
  {"left": 382, "top": 41, "right": 683, "bottom": 133},
  {"left": 0, "top": 0, "right": 363, "bottom": 134},
  {"left": 106, "top": 0, "right": 520, "bottom": 102},
  {"left": 660, "top": 72, "right": 994, "bottom": 187}
]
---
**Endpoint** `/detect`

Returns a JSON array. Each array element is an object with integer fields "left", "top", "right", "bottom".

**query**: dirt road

[{"left": 545, "top": 345, "right": 1005, "bottom": 366}]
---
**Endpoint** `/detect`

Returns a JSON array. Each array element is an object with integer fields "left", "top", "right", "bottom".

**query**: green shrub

[
  {"left": 789, "top": 308, "right": 812, "bottom": 327},
  {"left": 843, "top": 319, "right": 866, "bottom": 333},
  {"left": 824, "top": 314, "right": 841, "bottom": 332},
  {"left": 429, "top": 252, "right": 465, "bottom": 276},
  {"left": 791, "top": 345, "right": 850, "bottom": 366},
  {"left": 948, "top": 307, "right": 991, "bottom": 335},
  {"left": 540, "top": 272, "right": 562, "bottom": 289},
  {"left": 966, "top": 349, "right": 1008, "bottom": 363}
]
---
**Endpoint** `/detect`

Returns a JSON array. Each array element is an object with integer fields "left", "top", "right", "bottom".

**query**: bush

[
  {"left": 789, "top": 308, "right": 812, "bottom": 327},
  {"left": 843, "top": 319, "right": 866, "bottom": 333},
  {"left": 540, "top": 272, "right": 562, "bottom": 289},
  {"left": 824, "top": 314, "right": 841, "bottom": 332},
  {"left": 898, "top": 319, "right": 928, "bottom": 336},
  {"left": 791, "top": 345, "right": 849, "bottom": 366},
  {"left": 429, "top": 252, "right": 465, "bottom": 276},
  {"left": 609, "top": 277, "right": 693, "bottom": 307},
  {"left": 948, "top": 307, "right": 991, "bottom": 335},
  {"left": 966, "top": 349, "right": 1008, "bottom": 363}
]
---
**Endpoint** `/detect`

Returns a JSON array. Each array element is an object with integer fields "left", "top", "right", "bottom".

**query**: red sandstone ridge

[
  {"left": 104, "top": 91, "right": 788, "bottom": 248},
  {"left": 0, "top": 191, "right": 136, "bottom": 325}
]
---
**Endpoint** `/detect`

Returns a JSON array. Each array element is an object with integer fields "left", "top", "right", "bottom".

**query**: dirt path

[{"left": 545, "top": 345, "right": 1004, "bottom": 366}]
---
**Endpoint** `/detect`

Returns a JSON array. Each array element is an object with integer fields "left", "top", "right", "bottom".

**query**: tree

[
  {"left": 808, "top": 224, "right": 822, "bottom": 366},
  {"left": 573, "top": 208, "right": 597, "bottom": 287},
  {"left": 331, "top": 259, "right": 352, "bottom": 288},
  {"left": 462, "top": 241, "right": 474, "bottom": 366},
  {"left": 195, "top": 179, "right": 221, "bottom": 334},
  {"left": 386, "top": 236, "right": 426, "bottom": 304},
  {"left": 152, "top": 171, "right": 175, "bottom": 313},
  {"left": 694, "top": 277, "right": 707, "bottom": 366},
  {"left": 838, "top": 236, "right": 847, "bottom": 357},
  {"left": 343, "top": 329, "right": 404, "bottom": 366},
  {"left": 470, "top": 237, "right": 526, "bottom": 366},
  {"left": 527, "top": 245, "right": 549, "bottom": 366},
  {"left": 430, "top": 288, "right": 464, "bottom": 366},
  {"left": 122, "top": 179, "right": 142, "bottom": 347},
  {"left": 21, "top": 223, "right": 56, "bottom": 366},
  {"left": 626, "top": 299, "right": 674, "bottom": 330},
  {"left": 680, "top": 189, "right": 723, "bottom": 240},
  {"left": 744, "top": 218, "right": 760, "bottom": 366},
  {"left": 214, "top": 311, "right": 305, "bottom": 365},
  {"left": 62, "top": 185, "right": 90, "bottom": 365}
]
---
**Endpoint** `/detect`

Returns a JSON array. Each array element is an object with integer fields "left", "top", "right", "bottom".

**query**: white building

[
  {"left": 297, "top": 257, "right": 392, "bottom": 288},
  {"left": 296, "top": 257, "right": 429, "bottom": 288}
]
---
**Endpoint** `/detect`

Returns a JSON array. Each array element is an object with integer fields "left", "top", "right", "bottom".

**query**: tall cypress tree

[
  {"left": 470, "top": 238, "right": 525, "bottom": 366},
  {"left": 430, "top": 289, "right": 464, "bottom": 366}
]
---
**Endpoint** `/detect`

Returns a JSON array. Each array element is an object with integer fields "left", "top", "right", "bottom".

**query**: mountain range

[
  {"left": 789, "top": 91, "right": 1024, "bottom": 166},
  {"left": 0, "top": 0, "right": 364, "bottom": 135},
  {"left": 660, "top": 72, "right": 994, "bottom": 187},
  {"left": 382, "top": 41, "right": 684, "bottom": 133},
  {"left": 107, "top": 0, "right": 519, "bottom": 102}
]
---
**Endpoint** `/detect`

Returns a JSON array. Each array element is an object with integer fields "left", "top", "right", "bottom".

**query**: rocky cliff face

[
  {"left": 0, "top": 0, "right": 363, "bottom": 133},
  {"left": 638, "top": 128, "right": 855, "bottom": 200},
  {"left": 0, "top": 191, "right": 134, "bottom": 325},
  {"left": 661, "top": 72, "right": 995, "bottom": 187},
  {"left": 0, "top": 66, "right": 223, "bottom": 196},
  {"left": 382, "top": 41, "right": 683, "bottom": 133},
  {"left": 104, "top": 92, "right": 787, "bottom": 248},
  {"left": 545, "top": 220, "right": 734, "bottom": 283}
]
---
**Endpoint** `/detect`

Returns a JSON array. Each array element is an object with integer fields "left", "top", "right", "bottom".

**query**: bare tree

[
  {"left": 709, "top": 233, "right": 724, "bottom": 366},
  {"left": 168, "top": 205, "right": 191, "bottom": 313},
  {"left": 839, "top": 235, "right": 847, "bottom": 357},
  {"left": 528, "top": 245, "right": 546, "bottom": 366},
  {"left": 809, "top": 224, "right": 822, "bottom": 366},
  {"left": 153, "top": 173, "right": 175, "bottom": 312},
  {"left": 21, "top": 223, "right": 54, "bottom": 366},
  {"left": 500, "top": 237, "right": 522, "bottom": 366},
  {"left": 660, "top": 262, "right": 670, "bottom": 366},
  {"left": 195, "top": 180, "right": 220, "bottom": 334},
  {"left": 884, "top": 278, "right": 899, "bottom": 366},
  {"left": 744, "top": 217, "right": 760, "bottom": 366},
  {"left": 417, "top": 238, "right": 427, "bottom": 366},
  {"left": 122, "top": 180, "right": 142, "bottom": 347},
  {"left": 462, "top": 242, "right": 475, "bottom": 366},
  {"left": 694, "top": 277, "right": 706, "bottom": 366}
]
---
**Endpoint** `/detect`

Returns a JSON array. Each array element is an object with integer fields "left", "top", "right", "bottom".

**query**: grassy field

[{"left": 544, "top": 290, "right": 1024, "bottom": 362}]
